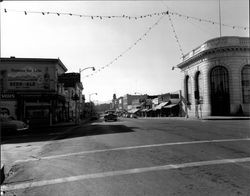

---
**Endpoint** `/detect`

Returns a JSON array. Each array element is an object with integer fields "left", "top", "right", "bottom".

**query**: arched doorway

[{"left": 210, "top": 66, "right": 230, "bottom": 115}]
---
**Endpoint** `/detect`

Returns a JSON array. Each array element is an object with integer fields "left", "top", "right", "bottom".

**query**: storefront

[{"left": 0, "top": 57, "right": 69, "bottom": 126}]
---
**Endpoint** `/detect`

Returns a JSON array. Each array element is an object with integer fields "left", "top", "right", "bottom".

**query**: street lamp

[
  {"left": 172, "top": 66, "right": 178, "bottom": 70},
  {"left": 75, "top": 67, "right": 95, "bottom": 124},
  {"left": 89, "top": 93, "right": 98, "bottom": 102},
  {"left": 79, "top": 67, "right": 95, "bottom": 75}
]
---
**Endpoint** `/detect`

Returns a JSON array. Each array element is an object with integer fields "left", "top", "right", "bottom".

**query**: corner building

[
  {"left": 0, "top": 57, "right": 68, "bottom": 126},
  {"left": 176, "top": 36, "right": 250, "bottom": 117}
]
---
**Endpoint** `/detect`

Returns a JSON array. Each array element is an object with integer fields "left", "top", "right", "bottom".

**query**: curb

[
  {"left": 1, "top": 164, "right": 4, "bottom": 185},
  {"left": 137, "top": 117, "right": 250, "bottom": 121},
  {"left": 201, "top": 117, "right": 250, "bottom": 120}
]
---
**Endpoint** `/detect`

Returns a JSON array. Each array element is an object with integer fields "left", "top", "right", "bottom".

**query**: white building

[{"left": 176, "top": 36, "right": 250, "bottom": 117}]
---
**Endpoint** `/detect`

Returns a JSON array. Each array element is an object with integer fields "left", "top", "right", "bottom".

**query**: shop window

[
  {"left": 242, "top": 65, "right": 250, "bottom": 103},
  {"left": 185, "top": 75, "right": 192, "bottom": 104},
  {"left": 195, "top": 71, "right": 203, "bottom": 103}
]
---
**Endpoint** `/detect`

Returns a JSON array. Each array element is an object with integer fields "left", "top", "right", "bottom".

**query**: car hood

[{"left": 2, "top": 120, "right": 26, "bottom": 128}]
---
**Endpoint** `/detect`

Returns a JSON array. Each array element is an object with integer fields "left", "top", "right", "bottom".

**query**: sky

[{"left": 1, "top": 0, "right": 249, "bottom": 103}]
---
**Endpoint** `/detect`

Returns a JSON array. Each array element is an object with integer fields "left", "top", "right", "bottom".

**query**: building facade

[
  {"left": 0, "top": 57, "right": 68, "bottom": 126},
  {"left": 58, "top": 72, "right": 83, "bottom": 123},
  {"left": 176, "top": 36, "right": 250, "bottom": 117},
  {"left": 122, "top": 94, "right": 148, "bottom": 111}
]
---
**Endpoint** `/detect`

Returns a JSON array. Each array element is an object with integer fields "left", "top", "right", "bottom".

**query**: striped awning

[{"left": 154, "top": 101, "right": 169, "bottom": 110}]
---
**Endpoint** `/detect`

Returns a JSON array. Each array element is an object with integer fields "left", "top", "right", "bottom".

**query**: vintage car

[
  {"left": 104, "top": 110, "right": 118, "bottom": 122},
  {"left": 0, "top": 116, "right": 29, "bottom": 135}
]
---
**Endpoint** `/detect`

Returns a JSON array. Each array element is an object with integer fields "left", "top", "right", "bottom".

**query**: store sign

[
  {"left": 7, "top": 66, "right": 51, "bottom": 90},
  {"left": 0, "top": 93, "right": 16, "bottom": 100},
  {"left": 58, "top": 73, "right": 80, "bottom": 88}
]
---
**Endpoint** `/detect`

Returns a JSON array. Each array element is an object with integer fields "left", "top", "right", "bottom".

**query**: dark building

[{"left": 0, "top": 57, "right": 68, "bottom": 126}]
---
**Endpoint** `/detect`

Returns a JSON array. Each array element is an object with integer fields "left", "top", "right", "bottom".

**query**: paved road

[{"left": 1, "top": 118, "right": 250, "bottom": 196}]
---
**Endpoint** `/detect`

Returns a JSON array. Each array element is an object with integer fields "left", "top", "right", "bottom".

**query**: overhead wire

[{"left": 3, "top": 8, "right": 249, "bottom": 30}]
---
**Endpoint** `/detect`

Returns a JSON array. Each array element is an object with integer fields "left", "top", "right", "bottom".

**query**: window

[
  {"left": 0, "top": 70, "right": 7, "bottom": 92},
  {"left": 242, "top": 65, "right": 250, "bottom": 103},
  {"left": 195, "top": 71, "right": 203, "bottom": 102},
  {"left": 185, "top": 75, "right": 192, "bottom": 104}
]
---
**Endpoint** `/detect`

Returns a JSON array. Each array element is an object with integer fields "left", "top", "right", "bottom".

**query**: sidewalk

[
  {"left": 0, "top": 118, "right": 91, "bottom": 186},
  {"left": 137, "top": 116, "right": 250, "bottom": 120},
  {"left": 200, "top": 116, "right": 250, "bottom": 120}
]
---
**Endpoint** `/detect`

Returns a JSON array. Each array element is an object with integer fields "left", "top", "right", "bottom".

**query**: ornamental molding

[{"left": 177, "top": 36, "right": 250, "bottom": 69}]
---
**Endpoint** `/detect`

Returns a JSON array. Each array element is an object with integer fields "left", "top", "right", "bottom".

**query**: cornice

[{"left": 177, "top": 45, "right": 249, "bottom": 70}]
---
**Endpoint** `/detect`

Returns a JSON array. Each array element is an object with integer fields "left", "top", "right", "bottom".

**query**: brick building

[
  {"left": 0, "top": 57, "right": 69, "bottom": 126},
  {"left": 176, "top": 36, "right": 250, "bottom": 117}
]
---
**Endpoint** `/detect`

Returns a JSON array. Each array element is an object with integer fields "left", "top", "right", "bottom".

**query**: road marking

[
  {"left": 2, "top": 157, "right": 250, "bottom": 191},
  {"left": 14, "top": 138, "right": 250, "bottom": 163}
]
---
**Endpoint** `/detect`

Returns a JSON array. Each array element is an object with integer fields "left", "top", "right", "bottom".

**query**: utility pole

[{"left": 219, "top": 0, "right": 222, "bottom": 37}]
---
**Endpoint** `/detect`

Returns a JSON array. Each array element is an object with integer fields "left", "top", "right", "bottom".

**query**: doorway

[{"left": 210, "top": 66, "right": 230, "bottom": 116}]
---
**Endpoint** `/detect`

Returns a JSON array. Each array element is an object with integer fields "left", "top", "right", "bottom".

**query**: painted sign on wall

[{"left": 6, "top": 65, "right": 52, "bottom": 90}]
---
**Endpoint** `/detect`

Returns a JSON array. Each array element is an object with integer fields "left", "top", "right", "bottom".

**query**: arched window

[
  {"left": 195, "top": 71, "right": 203, "bottom": 102},
  {"left": 210, "top": 66, "right": 230, "bottom": 115},
  {"left": 242, "top": 65, "right": 250, "bottom": 103},
  {"left": 185, "top": 75, "right": 192, "bottom": 104}
]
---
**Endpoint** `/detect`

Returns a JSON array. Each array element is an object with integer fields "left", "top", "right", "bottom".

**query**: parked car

[
  {"left": 104, "top": 110, "right": 118, "bottom": 122},
  {"left": 0, "top": 116, "right": 29, "bottom": 135}
]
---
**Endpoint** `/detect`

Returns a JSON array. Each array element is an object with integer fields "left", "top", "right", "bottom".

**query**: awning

[
  {"left": 164, "top": 103, "right": 178, "bottom": 108},
  {"left": 169, "top": 99, "right": 181, "bottom": 104},
  {"left": 141, "top": 109, "right": 148, "bottom": 112},
  {"left": 154, "top": 101, "right": 169, "bottom": 110},
  {"left": 128, "top": 108, "right": 139, "bottom": 113}
]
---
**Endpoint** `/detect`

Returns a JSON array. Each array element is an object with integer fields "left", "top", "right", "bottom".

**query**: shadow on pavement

[{"left": 1, "top": 123, "right": 137, "bottom": 144}]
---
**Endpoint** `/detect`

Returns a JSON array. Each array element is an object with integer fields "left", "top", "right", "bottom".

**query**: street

[{"left": 1, "top": 118, "right": 250, "bottom": 196}]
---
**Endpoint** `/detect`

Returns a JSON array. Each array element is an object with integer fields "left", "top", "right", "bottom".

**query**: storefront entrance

[{"left": 210, "top": 66, "right": 230, "bottom": 116}]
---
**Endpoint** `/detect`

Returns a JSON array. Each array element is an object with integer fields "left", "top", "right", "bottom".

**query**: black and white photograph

[{"left": 0, "top": 0, "right": 249, "bottom": 195}]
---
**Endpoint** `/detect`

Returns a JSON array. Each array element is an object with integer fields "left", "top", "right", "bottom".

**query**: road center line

[
  {"left": 3, "top": 157, "right": 250, "bottom": 191},
  {"left": 14, "top": 138, "right": 250, "bottom": 163}
]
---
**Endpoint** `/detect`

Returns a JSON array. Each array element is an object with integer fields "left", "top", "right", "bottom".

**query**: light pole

[
  {"left": 172, "top": 66, "right": 180, "bottom": 70},
  {"left": 75, "top": 67, "right": 95, "bottom": 123},
  {"left": 89, "top": 93, "right": 97, "bottom": 117},
  {"left": 89, "top": 93, "right": 98, "bottom": 102},
  {"left": 172, "top": 66, "right": 187, "bottom": 118},
  {"left": 79, "top": 67, "right": 95, "bottom": 75}
]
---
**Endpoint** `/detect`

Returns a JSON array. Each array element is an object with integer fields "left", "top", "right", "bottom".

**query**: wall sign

[{"left": 6, "top": 65, "right": 52, "bottom": 90}]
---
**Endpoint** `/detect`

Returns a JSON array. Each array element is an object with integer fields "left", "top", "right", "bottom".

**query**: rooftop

[
  {"left": 177, "top": 36, "right": 250, "bottom": 69},
  {"left": 0, "top": 57, "right": 68, "bottom": 72}
]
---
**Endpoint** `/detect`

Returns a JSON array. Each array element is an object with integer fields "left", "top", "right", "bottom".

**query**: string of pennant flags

[
  {"left": 84, "top": 15, "right": 166, "bottom": 78},
  {"left": 3, "top": 8, "right": 249, "bottom": 30},
  {"left": 2, "top": 8, "right": 249, "bottom": 78},
  {"left": 168, "top": 14, "right": 184, "bottom": 57}
]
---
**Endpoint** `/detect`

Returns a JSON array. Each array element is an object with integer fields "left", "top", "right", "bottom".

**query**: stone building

[{"left": 176, "top": 36, "right": 250, "bottom": 117}]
